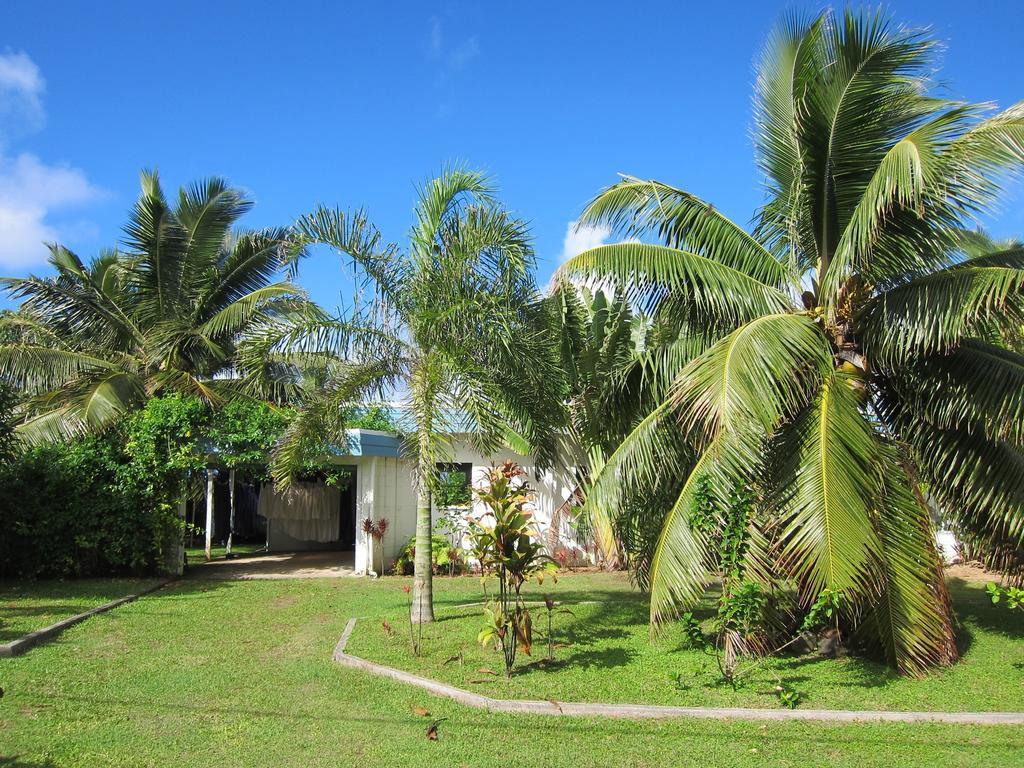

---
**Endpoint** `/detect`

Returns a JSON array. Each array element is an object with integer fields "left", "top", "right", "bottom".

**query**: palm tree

[
  {"left": 558, "top": 9, "right": 1024, "bottom": 674},
  {"left": 0, "top": 171, "right": 309, "bottom": 442},
  {"left": 252, "top": 168, "right": 563, "bottom": 623}
]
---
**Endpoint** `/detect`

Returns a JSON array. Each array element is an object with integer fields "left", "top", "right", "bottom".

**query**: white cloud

[
  {"left": 448, "top": 36, "right": 480, "bottom": 70},
  {"left": 427, "top": 17, "right": 443, "bottom": 59},
  {"left": 426, "top": 18, "right": 480, "bottom": 71},
  {"left": 560, "top": 220, "right": 611, "bottom": 260},
  {"left": 0, "top": 152, "right": 103, "bottom": 268},
  {"left": 0, "top": 53, "right": 103, "bottom": 270},
  {"left": 0, "top": 51, "right": 45, "bottom": 135}
]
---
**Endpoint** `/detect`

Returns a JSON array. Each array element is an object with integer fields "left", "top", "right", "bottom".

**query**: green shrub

[
  {"left": 392, "top": 535, "right": 463, "bottom": 576},
  {"left": 0, "top": 394, "right": 209, "bottom": 579},
  {"left": 0, "top": 436, "right": 180, "bottom": 578}
]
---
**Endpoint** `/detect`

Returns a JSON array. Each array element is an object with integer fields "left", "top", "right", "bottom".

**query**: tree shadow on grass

[
  {"left": 0, "top": 603, "right": 103, "bottom": 641},
  {"left": 521, "top": 645, "right": 637, "bottom": 675},
  {"left": 947, "top": 577, "right": 1023, "bottom": 640},
  {"left": 0, "top": 758, "right": 59, "bottom": 767}
]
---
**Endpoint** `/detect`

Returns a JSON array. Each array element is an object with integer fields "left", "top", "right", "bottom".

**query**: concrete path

[
  {"left": 190, "top": 550, "right": 356, "bottom": 580},
  {"left": 331, "top": 618, "right": 1024, "bottom": 725}
]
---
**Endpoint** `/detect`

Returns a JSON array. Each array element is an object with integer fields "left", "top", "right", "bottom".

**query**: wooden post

[
  {"left": 205, "top": 469, "right": 215, "bottom": 561},
  {"left": 227, "top": 468, "right": 236, "bottom": 557}
]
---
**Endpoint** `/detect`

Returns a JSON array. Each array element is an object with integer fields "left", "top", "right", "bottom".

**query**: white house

[{"left": 253, "top": 428, "right": 582, "bottom": 575}]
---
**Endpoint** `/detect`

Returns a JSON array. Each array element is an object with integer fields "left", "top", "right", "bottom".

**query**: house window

[{"left": 435, "top": 462, "right": 473, "bottom": 509}]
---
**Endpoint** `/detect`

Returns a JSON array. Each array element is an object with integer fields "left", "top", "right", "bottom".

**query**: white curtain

[{"left": 258, "top": 482, "right": 341, "bottom": 543}]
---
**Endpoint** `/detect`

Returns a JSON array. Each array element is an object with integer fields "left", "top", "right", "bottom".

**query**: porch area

[{"left": 189, "top": 550, "right": 356, "bottom": 580}]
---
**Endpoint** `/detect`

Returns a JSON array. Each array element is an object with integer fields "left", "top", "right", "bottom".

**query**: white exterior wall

[
  {"left": 352, "top": 439, "right": 580, "bottom": 575},
  {"left": 355, "top": 455, "right": 418, "bottom": 574}
]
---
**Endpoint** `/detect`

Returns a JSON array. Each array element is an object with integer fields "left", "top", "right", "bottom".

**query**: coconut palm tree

[
  {"left": 250, "top": 168, "right": 564, "bottom": 623},
  {"left": 0, "top": 171, "right": 309, "bottom": 442},
  {"left": 558, "top": 9, "right": 1024, "bottom": 674}
]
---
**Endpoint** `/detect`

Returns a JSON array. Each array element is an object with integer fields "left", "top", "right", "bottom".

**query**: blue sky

[{"left": 0, "top": 1, "right": 1021, "bottom": 311}]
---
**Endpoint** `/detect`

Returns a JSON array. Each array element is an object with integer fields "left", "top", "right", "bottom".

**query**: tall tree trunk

[
  {"left": 410, "top": 483, "right": 435, "bottom": 624},
  {"left": 226, "top": 468, "right": 236, "bottom": 558},
  {"left": 205, "top": 469, "right": 215, "bottom": 561},
  {"left": 164, "top": 493, "right": 187, "bottom": 576}
]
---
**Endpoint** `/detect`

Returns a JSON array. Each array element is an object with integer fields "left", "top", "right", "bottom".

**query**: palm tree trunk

[{"left": 410, "top": 483, "right": 435, "bottom": 624}]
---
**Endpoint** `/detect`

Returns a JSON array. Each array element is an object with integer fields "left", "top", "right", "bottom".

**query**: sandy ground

[
  {"left": 943, "top": 562, "right": 1001, "bottom": 584},
  {"left": 186, "top": 553, "right": 1000, "bottom": 584},
  {"left": 189, "top": 550, "right": 357, "bottom": 579}
]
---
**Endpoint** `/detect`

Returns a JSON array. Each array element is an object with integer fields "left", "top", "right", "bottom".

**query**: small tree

[{"left": 469, "top": 461, "right": 556, "bottom": 676}]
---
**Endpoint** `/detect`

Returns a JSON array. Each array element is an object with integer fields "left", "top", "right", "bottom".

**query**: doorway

[{"left": 337, "top": 465, "right": 357, "bottom": 549}]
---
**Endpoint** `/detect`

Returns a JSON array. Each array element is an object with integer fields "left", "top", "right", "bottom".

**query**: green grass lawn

[
  {"left": 349, "top": 571, "right": 1024, "bottom": 713},
  {"left": 0, "top": 572, "right": 1022, "bottom": 767},
  {"left": 0, "top": 577, "right": 162, "bottom": 642},
  {"left": 184, "top": 540, "right": 266, "bottom": 563}
]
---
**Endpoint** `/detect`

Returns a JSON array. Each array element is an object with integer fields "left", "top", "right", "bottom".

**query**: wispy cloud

[
  {"left": 448, "top": 36, "right": 480, "bottom": 70},
  {"left": 560, "top": 220, "right": 611, "bottom": 261},
  {"left": 427, "top": 16, "right": 443, "bottom": 59},
  {"left": 425, "top": 18, "right": 480, "bottom": 73},
  {"left": 0, "top": 51, "right": 103, "bottom": 270},
  {"left": 0, "top": 51, "right": 45, "bottom": 135}
]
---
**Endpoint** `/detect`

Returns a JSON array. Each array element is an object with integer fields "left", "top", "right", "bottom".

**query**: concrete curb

[
  {"left": 332, "top": 618, "right": 1024, "bottom": 725},
  {"left": 0, "top": 579, "right": 173, "bottom": 658}
]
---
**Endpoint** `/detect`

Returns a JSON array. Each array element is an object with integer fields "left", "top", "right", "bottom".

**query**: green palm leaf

[
  {"left": 669, "top": 313, "right": 832, "bottom": 447},
  {"left": 860, "top": 249, "right": 1024, "bottom": 365},
  {"left": 775, "top": 373, "right": 882, "bottom": 602},
  {"left": 865, "top": 449, "right": 957, "bottom": 676},
  {"left": 579, "top": 177, "right": 793, "bottom": 288},
  {"left": 648, "top": 439, "right": 724, "bottom": 625},
  {"left": 558, "top": 242, "right": 791, "bottom": 323}
]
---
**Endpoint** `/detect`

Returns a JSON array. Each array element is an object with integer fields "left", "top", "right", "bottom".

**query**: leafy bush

[
  {"left": 392, "top": 535, "right": 463, "bottom": 576},
  {"left": 0, "top": 395, "right": 400, "bottom": 579},
  {"left": 0, "top": 436, "right": 180, "bottom": 578},
  {"left": 0, "top": 394, "right": 210, "bottom": 578}
]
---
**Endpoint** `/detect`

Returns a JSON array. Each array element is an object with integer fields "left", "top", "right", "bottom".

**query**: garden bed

[{"left": 346, "top": 571, "right": 1024, "bottom": 713}]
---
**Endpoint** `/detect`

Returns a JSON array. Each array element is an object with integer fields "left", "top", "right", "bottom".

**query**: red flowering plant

[{"left": 361, "top": 517, "right": 389, "bottom": 576}]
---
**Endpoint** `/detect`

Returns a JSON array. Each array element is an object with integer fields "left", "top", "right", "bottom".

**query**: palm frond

[
  {"left": 558, "top": 242, "right": 792, "bottom": 323},
  {"left": 774, "top": 373, "right": 883, "bottom": 603},
  {"left": 293, "top": 207, "right": 406, "bottom": 307},
  {"left": 864, "top": 448, "right": 958, "bottom": 675},
  {"left": 823, "top": 106, "right": 981, "bottom": 298},
  {"left": 882, "top": 399, "right": 1024, "bottom": 557},
  {"left": 648, "top": 439, "right": 726, "bottom": 626},
  {"left": 884, "top": 340, "right": 1024, "bottom": 446},
  {"left": 860, "top": 248, "right": 1024, "bottom": 365},
  {"left": 752, "top": 10, "right": 825, "bottom": 270},
  {"left": 197, "top": 283, "right": 306, "bottom": 339},
  {"left": 583, "top": 400, "right": 692, "bottom": 565},
  {"left": 579, "top": 177, "right": 793, "bottom": 288},
  {"left": 124, "top": 169, "right": 189, "bottom": 317},
  {"left": 669, "top": 313, "right": 832, "bottom": 449},
  {"left": 0, "top": 344, "right": 120, "bottom": 392},
  {"left": 411, "top": 166, "right": 496, "bottom": 258}
]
